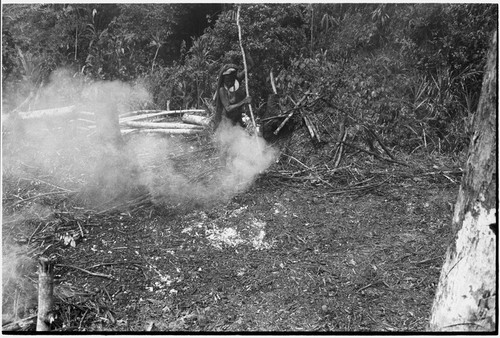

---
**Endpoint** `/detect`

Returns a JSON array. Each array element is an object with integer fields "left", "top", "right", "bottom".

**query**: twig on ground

[
  {"left": 13, "top": 191, "right": 76, "bottom": 206},
  {"left": 303, "top": 115, "right": 317, "bottom": 141},
  {"left": 77, "top": 221, "right": 84, "bottom": 238},
  {"left": 340, "top": 141, "right": 409, "bottom": 167},
  {"left": 88, "top": 262, "right": 142, "bottom": 269},
  {"left": 282, "top": 153, "right": 313, "bottom": 171},
  {"left": 363, "top": 125, "right": 396, "bottom": 160},
  {"left": 334, "top": 130, "right": 348, "bottom": 168},
  {"left": 410, "top": 256, "right": 442, "bottom": 265},
  {"left": 357, "top": 280, "right": 389, "bottom": 293},
  {"left": 2, "top": 315, "right": 37, "bottom": 331},
  {"left": 78, "top": 310, "right": 89, "bottom": 330},
  {"left": 20, "top": 178, "right": 74, "bottom": 193},
  {"left": 28, "top": 222, "right": 44, "bottom": 245},
  {"left": 57, "top": 264, "right": 115, "bottom": 280},
  {"left": 329, "top": 178, "right": 390, "bottom": 195}
]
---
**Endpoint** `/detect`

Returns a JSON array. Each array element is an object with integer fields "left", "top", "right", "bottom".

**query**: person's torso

[{"left": 223, "top": 80, "right": 246, "bottom": 123}]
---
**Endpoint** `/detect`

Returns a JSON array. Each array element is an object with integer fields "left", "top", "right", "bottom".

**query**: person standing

[{"left": 213, "top": 55, "right": 254, "bottom": 131}]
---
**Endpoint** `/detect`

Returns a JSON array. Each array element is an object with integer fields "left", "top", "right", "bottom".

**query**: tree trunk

[
  {"left": 36, "top": 257, "right": 54, "bottom": 331},
  {"left": 429, "top": 31, "right": 497, "bottom": 332}
]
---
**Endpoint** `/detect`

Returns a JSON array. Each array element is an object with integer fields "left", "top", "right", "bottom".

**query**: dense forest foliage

[{"left": 2, "top": 3, "right": 497, "bottom": 153}]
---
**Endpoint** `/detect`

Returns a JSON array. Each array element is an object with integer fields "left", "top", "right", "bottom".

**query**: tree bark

[{"left": 429, "top": 31, "right": 497, "bottom": 332}]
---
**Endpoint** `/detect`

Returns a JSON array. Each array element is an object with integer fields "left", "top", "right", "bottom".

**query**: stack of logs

[
  {"left": 120, "top": 109, "right": 211, "bottom": 135},
  {"left": 9, "top": 106, "right": 212, "bottom": 135}
]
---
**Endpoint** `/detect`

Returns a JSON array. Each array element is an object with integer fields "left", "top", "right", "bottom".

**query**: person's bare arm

[{"left": 219, "top": 87, "right": 251, "bottom": 119}]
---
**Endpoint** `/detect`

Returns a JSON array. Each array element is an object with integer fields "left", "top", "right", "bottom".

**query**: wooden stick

[
  {"left": 307, "top": 115, "right": 321, "bottom": 142},
  {"left": 2, "top": 315, "right": 37, "bottom": 331},
  {"left": 37, "top": 257, "right": 55, "bottom": 331},
  {"left": 261, "top": 113, "right": 290, "bottom": 122},
  {"left": 270, "top": 70, "right": 278, "bottom": 94},
  {"left": 119, "top": 110, "right": 162, "bottom": 118},
  {"left": 303, "top": 116, "right": 316, "bottom": 139},
  {"left": 274, "top": 94, "right": 308, "bottom": 135},
  {"left": 13, "top": 191, "right": 76, "bottom": 206},
  {"left": 334, "top": 130, "right": 347, "bottom": 168},
  {"left": 236, "top": 6, "right": 257, "bottom": 133},
  {"left": 121, "top": 121, "right": 203, "bottom": 129},
  {"left": 121, "top": 128, "right": 204, "bottom": 135},
  {"left": 88, "top": 261, "right": 142, "bottom": 269},
  {"left": 119, "top": 109, "right": 206, "bottom": 123},
  {"left": 274, "top": 111, "right": 296, "bottom": 135},
  {"left": 57, "top": 264, "right": 115, "bottom": 280}
]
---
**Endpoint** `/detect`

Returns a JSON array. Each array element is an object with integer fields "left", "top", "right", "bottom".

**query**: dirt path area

[{"left": 42, "top": 171, "right": 457, "bottom": 332}]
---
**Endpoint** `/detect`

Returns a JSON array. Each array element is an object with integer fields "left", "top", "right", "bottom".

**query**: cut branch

[
  {"left": 121, "top": 121, "right": 203, "bottom": 129},
  {"left": 57, "top": 264, "right": 115, "bottom": 280},
  {"left": 121, "top": 128, "right": 204, "bottom": 135},
  {"left": 119, "top": 110, "right": 162, "bottom": 118},
  {"left": 274, "top": 94, "right": 309, "bottom": 135},
  {"left": 119, "top": 109, "right": 206, "bottom": 123}
]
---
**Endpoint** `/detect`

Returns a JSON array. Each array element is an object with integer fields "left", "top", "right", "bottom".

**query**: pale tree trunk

[{"left": 429, "top": 31, "right": 497, "bottom": 331}]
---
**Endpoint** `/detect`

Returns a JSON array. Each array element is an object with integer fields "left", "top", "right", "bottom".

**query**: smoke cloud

[
  {"left": 4, "top": 69, "right": 278, "bottom": 208},
  {"left": 128, "top": 120, "right": 278, "bottom": 207},
  {"left": 3, "top": 69, "right": 279, "bottom": 317}
]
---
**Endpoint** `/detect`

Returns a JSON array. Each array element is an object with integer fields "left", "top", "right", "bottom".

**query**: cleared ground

[{"left": 3, "top": 137, "right": 459, "bottom": 331}]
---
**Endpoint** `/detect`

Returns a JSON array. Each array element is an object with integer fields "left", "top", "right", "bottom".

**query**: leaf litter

[{"left": 2, "top": 122, "right": 462, "bottom": 332}]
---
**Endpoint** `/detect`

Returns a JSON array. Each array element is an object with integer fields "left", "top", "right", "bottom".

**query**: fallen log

[
  {"left": 182, "top": 114, "right": 211, "bottom": 127},
  {"left": 121, "top": 128, "right": 204, "bottom": 135},
  {"left": 121, "top": 121, "right": 204, "bottom": 129},
  {"left": 120, "top": 109, "right": 206, "bottom": 123},
  {"left": 18, "top": 106, "right": 76, "bottom": 119}
]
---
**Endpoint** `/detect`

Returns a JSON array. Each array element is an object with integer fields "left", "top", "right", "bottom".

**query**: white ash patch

[{"left": 206, "top": 218, "right": 274, "bottom": 250}]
